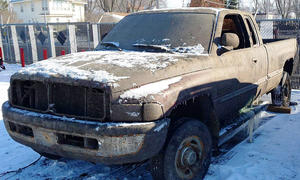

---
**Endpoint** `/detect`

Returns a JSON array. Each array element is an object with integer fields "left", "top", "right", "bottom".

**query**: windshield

[{"left": 96, "top": 12, "right": 215, "bottom": 54}]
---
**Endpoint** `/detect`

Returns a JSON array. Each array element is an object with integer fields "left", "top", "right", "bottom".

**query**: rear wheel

[
  {"left": 150, "top": 119, "right": 212, "bottom": 180},
  {"left": 271, "top": 71, "right": 291, "bottom": 107}
]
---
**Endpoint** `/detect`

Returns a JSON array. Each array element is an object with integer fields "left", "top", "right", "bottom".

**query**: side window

[
  {"left": 221, "top": 14, "right": 250, "bottom": 50},
  {"left": 245, "top": 17, "right": 259, "bottom": 46}
]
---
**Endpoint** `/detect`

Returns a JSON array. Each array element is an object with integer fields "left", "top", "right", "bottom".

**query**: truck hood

[{"left": 12, "top": 51, "right": 212, "bottom": 99}]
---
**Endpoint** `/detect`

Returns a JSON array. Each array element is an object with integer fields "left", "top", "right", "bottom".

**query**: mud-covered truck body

[{"left": 2, "top": 8, "right": 298, "bottom": 179}]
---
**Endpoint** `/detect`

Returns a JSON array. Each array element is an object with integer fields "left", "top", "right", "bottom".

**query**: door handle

[{"left": 252, "top": 58, "right": 258, "bottom": 63}]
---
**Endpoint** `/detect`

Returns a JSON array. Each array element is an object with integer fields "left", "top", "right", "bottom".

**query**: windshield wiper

[
  {"left": 132, "top": 43, "right": 174, "bottom": 53},
  {"left": 101, "top": 42, "right": 122, "bottom": 51}
]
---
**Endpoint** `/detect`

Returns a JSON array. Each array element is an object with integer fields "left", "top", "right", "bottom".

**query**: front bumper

[{"left": 2, "top": 101, "right": 170, "bottom": 165}]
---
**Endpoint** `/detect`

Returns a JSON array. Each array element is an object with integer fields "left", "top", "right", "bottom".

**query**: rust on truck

[{"left": 2, "top": 7, "right": 298, "bottom": 179}]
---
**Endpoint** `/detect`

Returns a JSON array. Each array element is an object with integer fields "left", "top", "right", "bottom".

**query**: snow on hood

[
  {"left": 66, "top": 50, "right": 181, "bottom": 72},
  {"left": 18, "top": 61, "right": 128, "bottom": 84},
  {"left": 120, "top": 76, "right": 182, "bottom": 99},
  {"left": 16, "top": 51, "right": 183, "bottom": 84}
]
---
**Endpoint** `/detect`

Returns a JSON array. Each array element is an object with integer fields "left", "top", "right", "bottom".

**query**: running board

[{"left": 218, "top": 103, "right": 269, "bottom": 146}]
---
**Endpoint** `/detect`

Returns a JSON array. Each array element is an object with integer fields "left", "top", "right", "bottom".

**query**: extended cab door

[
  {"left": 243, "top": 15, "right": 268, "bottom": 97},
  {"left": 213, "top": 13, "right": 265, "bottom": 126}
]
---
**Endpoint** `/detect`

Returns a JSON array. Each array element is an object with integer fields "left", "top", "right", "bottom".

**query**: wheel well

[
  {"left": 167, "top": 95, "right": 220, "bottom": 147},
  {"left": 284, "top": 58, "right": 294, "bottom": 75}
]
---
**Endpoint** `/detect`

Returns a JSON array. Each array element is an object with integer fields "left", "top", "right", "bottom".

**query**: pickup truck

[{"left": 2, "top": 8, "right": 298, "bottom": 180}]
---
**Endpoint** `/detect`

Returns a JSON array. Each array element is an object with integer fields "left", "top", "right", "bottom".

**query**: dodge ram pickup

[{"left": 2, "top": 8, "right": 298, "bottom": 180}]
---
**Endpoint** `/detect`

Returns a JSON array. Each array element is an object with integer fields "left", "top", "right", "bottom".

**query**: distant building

[
  {"left": 190, "top": 0, "right": 225, "bottom": 8},
  {"left": 10, "top": 0, "right": 87, "bottom": 23}
]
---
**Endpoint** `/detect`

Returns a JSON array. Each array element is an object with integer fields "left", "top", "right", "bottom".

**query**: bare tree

[
  {"left": 95, "top": 0, "right": 118, "bottom": 12},
  {"left": 85, "top": 0, "right": 102, "bottom": 22},
  {"left": 85, "top": 0, "right": 166, "bottom": 21},
  {"left": 0, "top": 0, "right": 21, "bottom": 24},
  {"left": 252, "top": 0, "right": 260, "bottom": 14},
  {"left": 117, "top": 0, "right": 157, "bottom": 13},
  {"left": 293, "top": 0, "right": 300, "bottom": 18},
  {"left": 0, "top": 0, "right": 8, "bottom": 11},
  {"left": 275, "top": 0, "right": 293, "bottom": 18},
  {"left": 261, "top": 0, "right": 274, "bottom": 14}
]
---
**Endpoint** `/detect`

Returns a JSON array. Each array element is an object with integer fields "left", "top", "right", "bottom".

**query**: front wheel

[
  {"left": 150, "top": 119, "right": 212, "bottom": 180},
  {"left": 271, "top": 71, "right": 291, "bottom": 107}
]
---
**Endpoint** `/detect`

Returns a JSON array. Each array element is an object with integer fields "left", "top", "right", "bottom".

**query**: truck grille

[{"left": 11, "top": 80, "right": 107, "bottom": 121}]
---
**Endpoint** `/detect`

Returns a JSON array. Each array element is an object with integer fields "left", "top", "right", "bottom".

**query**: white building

[{"left": 10, "top": 0, "right": 87, "bottom": 23}]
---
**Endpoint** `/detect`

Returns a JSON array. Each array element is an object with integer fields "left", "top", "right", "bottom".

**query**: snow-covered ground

[{"left": 1, "top": 64, "right": 300, "bottom": 180}]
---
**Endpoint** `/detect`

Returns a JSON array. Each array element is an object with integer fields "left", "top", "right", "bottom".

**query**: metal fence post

[
  {"left": 24, "top": 25, "right": 30, "bottom": 64},
  {"left": 68, "top": 24, "right": 77, "bottom": 53},
  {"left": 87, "top": 23, "right": 91, "bottom": 51},
  {"left": 11, "top": 25, "right": 20, "bottom": 63},
  {"left": 92, "top": 24, "right": 98, "bottom": 49},
  {"left": 0, "top": 25, "right": 5, "bottom": 62},
  {"left": 28, "top": 25, "right": 38, "bottom": 63},
  {"left": 48, "top": 25, "right": 56, "bottom": 58}
]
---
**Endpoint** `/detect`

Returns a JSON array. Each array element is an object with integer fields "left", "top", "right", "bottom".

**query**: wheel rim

[{"left": 175, "top": 136, "right": 204, "bottom": 179}]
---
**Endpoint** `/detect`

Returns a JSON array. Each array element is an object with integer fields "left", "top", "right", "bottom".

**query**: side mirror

[{"left": 221, "top": 33, "right": 240, "bottom": 50}]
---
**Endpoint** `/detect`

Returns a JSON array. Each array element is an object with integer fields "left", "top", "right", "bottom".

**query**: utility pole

[{"left": 156, "top": 0, "right": 159, "bottom": 9}]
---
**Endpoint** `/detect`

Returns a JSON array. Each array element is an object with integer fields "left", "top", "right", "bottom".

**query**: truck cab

[{"left": 2, "top": 8, "right": 298, "bottom": 180}]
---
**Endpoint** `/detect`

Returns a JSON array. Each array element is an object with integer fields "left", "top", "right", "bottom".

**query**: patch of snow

[
  {"left": 132, "top": 43, "right": 205, "bottom": 55},
  {"left": 120, "top": 77, "right": 182, "bottom": 99},
  {"left": 0, "top": 64, "right": 40, "bottom": 174},
  {"left": 172, "top": 44, "right": 205, "bottom": 55},
  {"left": 105, "top": 121, "right": 154, "bottom": 128},
  {"left": 0, "top": 64, "right": 22, "bottom": 119},
  {"left": 154, "top": 122, "right": 168, "bottom": 132},
  {"left": 48, "top": 51, "right": 182, "bottom": 73},
  {"left": 18, "top": 60, "right": 129, "bottom": 84},
  {"left": 92, "top": 51, "right": 179, "bottom": 72},
  {"left": 205, "top": 90, "right": 300, "bottom": 180}
]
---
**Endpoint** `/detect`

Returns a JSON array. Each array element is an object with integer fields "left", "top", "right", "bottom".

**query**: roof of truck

[{"left": 135, "top": 7, "right": 246, "bottom": 15}]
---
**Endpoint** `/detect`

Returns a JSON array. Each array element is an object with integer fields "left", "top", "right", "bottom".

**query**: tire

[
  {"left": 271, "top": 71, "right": 291, "bottom": 107},
  {"left": 150, "top": 118, "right": 212, "bottom": 180}
]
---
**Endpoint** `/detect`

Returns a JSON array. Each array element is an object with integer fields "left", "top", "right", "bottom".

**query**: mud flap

[{"left": 267, "top": 105, "right": 291, "bottom": 114}]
